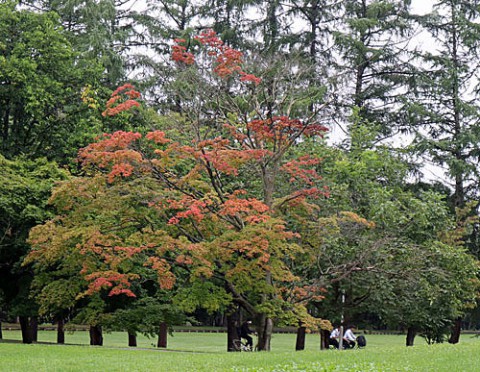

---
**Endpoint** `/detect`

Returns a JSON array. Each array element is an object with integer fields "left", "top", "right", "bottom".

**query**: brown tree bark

[
  {"left": 19, "top": 316, "right": 33, "bottom": 344},
  {"left": 19, "top": 316, "right": 38, "bottom": 344},
  {"left": 320, "top": 329, "right": 330, "bottom": 350},
  {"left": 255, "top": 270, "right": 274, "bottom": 351},
  {"left": 30, "top": 317, "right": 38, "bottom": 342},
  {"left": 295, "top": 326, "right": 306, "bottom": 351},
  {"left": 157, "top": 322, "right": 168, "bottom": 348},
  {"left": 57, "top": 318, "right": 65, "bottom": 344},
  {"left": 128, "top": 332, "right": 137, "bottom": 347},
  {"left": 256, "top": 315, "right": 273, "bottom": 351},
  {"left": 89, "top": 325, "right": 103, "bottom": 346},
  {"left": 227, "top": 313, "right": 240, "bottom": 352},
  {"left": 406, "top": 327, "right": 416, "bottom": 347},
  {"left": 449, "top": 317, "right": 462, "bottom": 344}
]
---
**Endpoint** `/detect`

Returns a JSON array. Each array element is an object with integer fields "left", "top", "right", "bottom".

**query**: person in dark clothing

[{"left": 239, "top": 320, "right": 254, "bottom": 349}]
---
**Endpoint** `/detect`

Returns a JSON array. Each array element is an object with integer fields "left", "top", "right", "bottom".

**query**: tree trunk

[
  {"left": 295, "top": 326, "right": 306, "bottom": 351},
  {"left": 30, "top": 316, "right": 38, "bottom": 342},
  {"left": 406, "top": 327, "right": 416, "bottom": 347},
  {"left": 128, "top": 332, "right": 137, "bottom": 347},
  {"left": 320, "top": 329, "right": 330, "bottom": 350},
  {"left": 19, "top": 317, "right": 31, "bottom": 344},
  {"left": 256, "top": 315, "right": 273, "bottom": 351},
  {"left": 262, "top": 164, "right": 279, "bottom": 209},
  {"left": 57, "top": 319, "right": 65, "bottom": 344},
  {"left": 19, "top": 316, "right": 33, "bottom": 344},
  {"left": 157, "top": 322, "right": 168, "bottom": 348},
  {"left": 227, "top": 313, "right": 240, "bottom": 352},
  {"left": 449, "top": 317, "right": 462, "bottom": 344},
  {"left": 89, "top": 325, "right": 103, "bottom": 346},
  {"left": 0, "top": 321, "right": 3, "bottom": 339}
]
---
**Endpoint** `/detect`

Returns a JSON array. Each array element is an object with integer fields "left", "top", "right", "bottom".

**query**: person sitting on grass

[
  {"left": 343, "top": 325, "right": 357, "bottom": 349},
  {"left": 329, "top": 326, "right": 340, "bottom": 349}
]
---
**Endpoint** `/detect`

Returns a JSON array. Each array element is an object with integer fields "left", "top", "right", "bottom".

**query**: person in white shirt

[
  {"left": 329, "top": 327, "right": 340, "bottom": 349},
  {"left": 343, "top": 326, "right": 357, "bottom": 349}
]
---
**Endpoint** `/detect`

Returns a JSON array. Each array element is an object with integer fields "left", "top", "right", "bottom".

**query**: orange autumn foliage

[
  {"left": 102, "top": 83, "right": 141, "bottom": 117},
  {"left": 84, "top": 271, "right": 139, "bottom": 298},
  {"left": 171, "top": 29, "right": 261, "bottom": 85},
  {"left": 50, "top": 31, "right": 331, "bottom": 334}
]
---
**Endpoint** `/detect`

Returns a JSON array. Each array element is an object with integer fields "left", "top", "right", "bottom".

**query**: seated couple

[{"left": 329, "top": 325, "right": 357, "bottom": 349}]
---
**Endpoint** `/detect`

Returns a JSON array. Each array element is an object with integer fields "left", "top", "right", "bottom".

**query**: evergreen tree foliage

[{"left": 409, "top": 0, "right": 480, "bottom": 210}]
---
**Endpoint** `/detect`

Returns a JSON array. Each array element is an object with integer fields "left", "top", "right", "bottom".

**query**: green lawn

[{"left": 1, "top": 331, "right": 480, "bottom": 371}]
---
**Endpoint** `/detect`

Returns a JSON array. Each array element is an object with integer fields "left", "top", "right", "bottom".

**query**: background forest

[{"left": 1, "top": 0, "right": 480, "bottom": 351}]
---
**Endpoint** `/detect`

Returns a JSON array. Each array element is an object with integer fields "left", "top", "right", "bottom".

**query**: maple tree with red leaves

[
  {"left": 78, "top": 107, "right": 328, "bottom": 350},
  {"left": 27, "top": 30, "right": 332, "bottom": 351}
]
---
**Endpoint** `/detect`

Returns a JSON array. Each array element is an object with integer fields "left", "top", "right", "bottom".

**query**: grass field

[{"left": 1, "top": 330, "right": 480, "bottom": 371}]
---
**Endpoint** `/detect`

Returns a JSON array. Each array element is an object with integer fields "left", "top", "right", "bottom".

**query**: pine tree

[
  {"left": 410, "top": 0, "right": 480, "bottom": 209},
  {"left": 408, "top": 0, "right": 480, "bottom": 344},
  {"left": 25, "top": 0, "right": 162, "bottom": 85},
  {"left": 332, "top": 0, "right": 414, "bottom": 145}
]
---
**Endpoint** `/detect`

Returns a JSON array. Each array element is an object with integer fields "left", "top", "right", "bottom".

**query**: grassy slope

[{"left": 1, "top": 331, "right": 480, "bottom": 371}]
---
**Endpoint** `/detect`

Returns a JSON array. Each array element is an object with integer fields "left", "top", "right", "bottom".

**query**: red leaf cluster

[
  {"left": 172, "top": 39, "right": 195, "bottom": 65},
  {"left": 183, "top": 137, "right": 270, "bottom": 176},
  {"left": 239, "top": 71, "right": 262, "bottom": 85},
  {"left": 84, "top": 271, "right": 138, "bottom": 297},
  {"left": 102, "top": 83, "right": 141, "bottom": 117},
  {"left": 167, "top": 197, "right": 208, "bottom": 225},
  {"left": 172, "top": 30, "right": 261, "bottom": 85},
  {"left": 146, "top": 130, "right": 172, "bottom": 145},
  {"left": 78, "top": 131, "right": 143, "bottom": 183},
  {"left": 219, "top": 191, "right": 270, "bottom": 224},
  {"left": 145, "top": 257, "right": 176, "bottom": 289},
  {"left": 281, "top": 155, "right": 322, "bottom": 186},
  {"left": 193, "top": 29, "right": 223, "bottom": 48},
  {"left": 108, "top": 163, "right": 135, "bottom": 183},
  {"left": 246, "top": 116, "right": 328, "bottom": 144}
]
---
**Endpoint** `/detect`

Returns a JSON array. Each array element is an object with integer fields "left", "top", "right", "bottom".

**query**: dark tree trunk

[
  {"left": 227, "top": 313, "right": 240, "bottom": 352},
  {"left": 21, "top": 316, "right": 37, "bottom": 344},
  {"left": 449, "top": 317, "right": 462, "bottom": 344},
  {"left": 0, "top": 321, "right": 3, "bottom": 339},
  {"left": 89, "top": 325, "right": 103, "bottom": 346},
  {"left": 320, "top": 329, "right": 330, "bottom": 350},
  {"left": 128, "top": 332, "right": 137, "bottom": 347},
  {"left": 406, "top": 327, "right": 416, "bottom": 347},
  {"left": 157, "top": 322, "right": 167, "bottom": 348},
  {"left": 57, "top": 318, "right": 65, "bottom": 344},
  {"left": 30, "top": 317, "right": 38, "bottom": 342},
  {"left": 295, "top": 326, "right": 306, "bottom": 351},
  {"left": 19, "top": 317, "right": 31, "bottom": 344},
  {"left": 255, "top": 271, "right": 274, "bottom": 351}
]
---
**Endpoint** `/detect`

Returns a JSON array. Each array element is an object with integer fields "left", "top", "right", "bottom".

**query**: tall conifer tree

[
  {"left": 332, "top": 0, "right": 414, "bottom": 145},
  {"left": 408, "top": 0, "right": 480, "bottom": 344}
]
